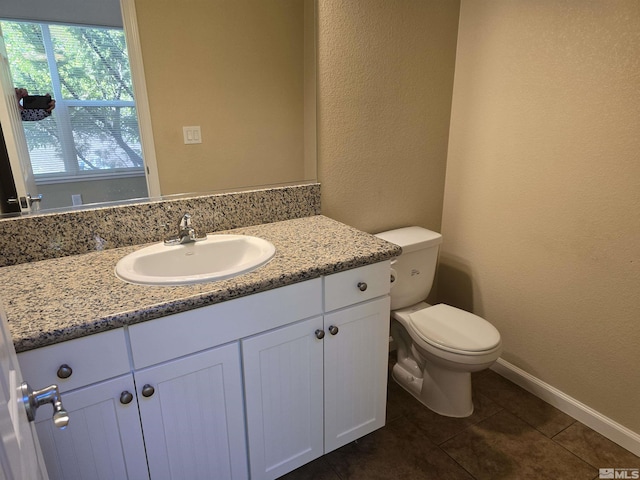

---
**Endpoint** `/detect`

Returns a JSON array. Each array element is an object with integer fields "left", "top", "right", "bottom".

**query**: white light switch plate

[{"left": 183, "top": 126, "right": 202, "bottom": 144}]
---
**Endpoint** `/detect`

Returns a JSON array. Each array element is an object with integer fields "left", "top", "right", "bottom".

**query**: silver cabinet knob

[
  {"left": 357, "top": 282, "right": 368, "bottom": 292},
  {"left": 328, "top": 325, "right": 339, "bottom": 335},
  {"left": 120, "top": 391, "right": 134, "bottom": 405},
  {"left": 315, "top": 329, "right": 325, "bottom": 340},
  {"left": 56, "top": 364, "right": 73, "bottom": 379},
  {"left": 21, "top": 381, "right": 69, "bottom": 429},
  {"left": 141, "top": 384, "right": 155, "bottom": 398}
]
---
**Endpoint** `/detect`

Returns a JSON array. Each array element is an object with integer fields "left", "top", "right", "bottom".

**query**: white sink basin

[{"left": 115, "top": 235, "right": 276, "bottom": 286}]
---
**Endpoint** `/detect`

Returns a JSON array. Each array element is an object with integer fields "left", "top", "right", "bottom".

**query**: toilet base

[{"left": 392, "top": 361, "right": 474, "bottom": 418}]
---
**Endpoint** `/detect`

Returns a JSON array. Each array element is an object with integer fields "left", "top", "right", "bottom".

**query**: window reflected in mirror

[{"left": 1, "top": 19, "right": 148, "bottom": 209}]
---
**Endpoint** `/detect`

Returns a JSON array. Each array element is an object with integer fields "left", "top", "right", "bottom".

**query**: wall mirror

[{"left": 0, "top": 0, "right": 316, "bottom": 215}]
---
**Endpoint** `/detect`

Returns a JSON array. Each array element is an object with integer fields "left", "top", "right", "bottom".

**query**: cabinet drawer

[
  {"left": 324, "top": 261, "right": 391, "bottom": 312},
  {"left": 18, "top": 329, "right": 130, "bottom": 393},
  {"left": 129, "top": 278, "right": 322, "bottom": 369}
]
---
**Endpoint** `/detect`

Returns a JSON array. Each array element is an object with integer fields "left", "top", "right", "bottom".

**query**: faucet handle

[
  {"left": 164, "top": 213, "right": 206, "bottom": 245},
  {"left": 179, "top": 213, "right": 192, "bottom": 229}
]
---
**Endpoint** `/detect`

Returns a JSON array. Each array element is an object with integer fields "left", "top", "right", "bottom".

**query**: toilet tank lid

[{"left": 375, "top": 226, "right": 442, "bottom": 253}]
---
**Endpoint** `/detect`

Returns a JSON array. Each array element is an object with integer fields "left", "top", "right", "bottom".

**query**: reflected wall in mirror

[
  {"left": 0, "top": 0, "right": 316, "bottom": 214},
  {"left": 136, "top": 0, "right": 316, "bottom": 196}
]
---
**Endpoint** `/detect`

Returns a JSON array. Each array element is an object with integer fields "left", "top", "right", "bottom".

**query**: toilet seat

[{"left": 407, "top": 304, "right": 501, "bottom": 355}]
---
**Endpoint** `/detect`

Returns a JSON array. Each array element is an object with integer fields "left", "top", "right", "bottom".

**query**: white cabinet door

[
  {"left": 324, "top": 296, "right": 390, "bottom": 453},
  {"left": 136, "top": 342, "right": 248, "bottom": 480},
  {"left": 242, "top": 316, "right": 325, "bottom": 480},
  {"left": 33, "top": 374, "right": 148, "bottom": 480}
]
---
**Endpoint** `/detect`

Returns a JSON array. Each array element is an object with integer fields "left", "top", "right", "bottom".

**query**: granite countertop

[{"left": 0, "top": 215, "right": 401, "bottom": 353}]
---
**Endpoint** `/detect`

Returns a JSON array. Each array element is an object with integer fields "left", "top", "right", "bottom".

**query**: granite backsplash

[{"left": 0, "top": 183, "right": 321, "bottom": 267}]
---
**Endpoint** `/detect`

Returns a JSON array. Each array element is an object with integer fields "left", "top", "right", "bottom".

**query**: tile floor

[{"left": 280, "top": 354, "right": 640, "bottom": 480}]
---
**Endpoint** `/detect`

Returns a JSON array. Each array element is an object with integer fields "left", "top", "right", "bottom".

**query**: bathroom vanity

[{"left": 3, "top": 215, "right": 401, "bottom": 480}]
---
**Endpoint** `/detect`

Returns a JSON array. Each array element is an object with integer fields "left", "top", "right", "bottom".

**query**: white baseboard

[{"left": 491, "top": 358, "right": 640, "bottom": 457}]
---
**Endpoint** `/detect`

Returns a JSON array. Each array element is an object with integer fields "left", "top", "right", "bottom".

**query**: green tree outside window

[{"left": 1, "top": 20, "right": 144, "bottom": 179}]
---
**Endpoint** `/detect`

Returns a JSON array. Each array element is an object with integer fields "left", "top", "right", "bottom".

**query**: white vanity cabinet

[
  {"left": 242, "top": 316, "right": 325, "bottom": 479},
  {"left": 133, "top": 343, "right": 247, "bottom": 480},
  {"left": 127, "top": 278, "right": 323, "bottom": 480},
  {"left": 242, "top": 261, "right": 391, "bottom": 480},
  {"left": 323, "top": 295, "right": 390, "bottom": 452},
  {"left": 16, "top": 260, "right": 391, "bottom": 480},
  {"left": 17, "top": 329, "right": 149, "bottom": 480}
]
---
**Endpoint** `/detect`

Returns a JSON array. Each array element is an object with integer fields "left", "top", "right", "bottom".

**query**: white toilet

[{"left": 375, "top": 226, "right": 502, "bottom": 418}]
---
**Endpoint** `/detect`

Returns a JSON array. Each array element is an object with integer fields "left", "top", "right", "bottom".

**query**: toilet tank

[{"left": 375, "top": 227, "right": 442, "bottom": 310}]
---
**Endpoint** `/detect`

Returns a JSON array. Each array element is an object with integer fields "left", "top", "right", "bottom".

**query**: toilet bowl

[
  {"left": 375, "top": 226, "right": 502, "bottom": 418},
  {"left": 391, "top": 302, "right": 501, "bottom": 417}
]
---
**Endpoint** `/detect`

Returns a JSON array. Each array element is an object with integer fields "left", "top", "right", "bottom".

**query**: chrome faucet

[{"left": 164, "top": 213, "right": 207, "bottom": 245}]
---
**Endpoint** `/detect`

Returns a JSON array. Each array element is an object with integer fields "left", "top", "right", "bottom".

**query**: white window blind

[
  {"left": 1, "top": 20, "right": 144, "bottom": 183},
  {"left": 1, "top": 0, "right": 122, "bottom": 28}
]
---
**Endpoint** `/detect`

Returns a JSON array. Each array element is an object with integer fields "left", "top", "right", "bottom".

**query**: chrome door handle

[
  {"left": 21, "top": 381, "right": 69, "bottom": 429},
  {"left": 27, "top": 194, "right": 43, "bottom": 206},
  {"left": 7, "top": 194, "right": 43, "bottom": 209}
]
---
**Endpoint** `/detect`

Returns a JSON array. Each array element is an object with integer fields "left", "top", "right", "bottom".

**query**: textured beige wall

[
  {"left": 440, "top": 0, "right": 640, "bottom": 433},
  {"left": 317, "top": 0, "right": 460, "bottom": 233},
  {"left": 134, "top": 0, "right": 309, "bottom": 195}
]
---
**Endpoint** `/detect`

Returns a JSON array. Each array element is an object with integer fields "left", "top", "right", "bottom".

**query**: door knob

[
  {"left": 328, "top": 325, "right": 339, "bottom": 335},
  {"left": 315, "top": 329, "right": 325, "bottom": 339},
  {"left": 21, "top": 382, "right": 69, "bottom": 429},
  {"left": 357, "top": 282, "right": 368, "bottom": 292}
]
